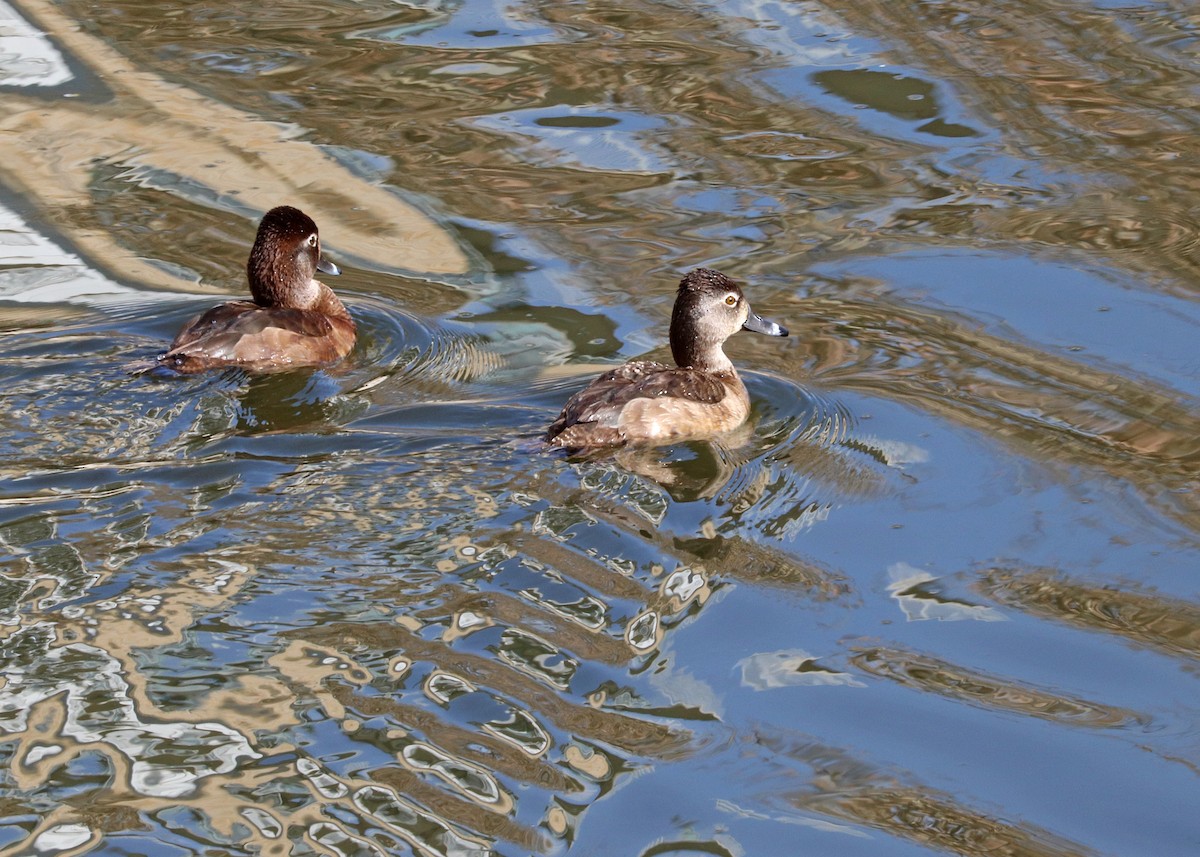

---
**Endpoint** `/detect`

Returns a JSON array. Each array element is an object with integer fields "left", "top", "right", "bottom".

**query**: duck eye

[
  {"left": 307, "top": 234, "right": 318, "bottom": 247},
  {"left": 724, "top": 294, "right": 738, "bottom": 306}
]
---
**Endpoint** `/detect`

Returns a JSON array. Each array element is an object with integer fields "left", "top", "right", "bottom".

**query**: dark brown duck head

[
  {"left": 247, "top": 205, "right": 341, "bottom": 309},
  {"left": 669, "top": 268, "right": 788, "bottom": 373}
]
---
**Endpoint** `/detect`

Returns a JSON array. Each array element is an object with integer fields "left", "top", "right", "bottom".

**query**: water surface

[{"left": 1, "top": 0, "right": 1198, "bottom": 855}]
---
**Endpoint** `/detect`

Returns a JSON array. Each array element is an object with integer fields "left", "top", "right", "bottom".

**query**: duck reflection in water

[
  {"left": 160, "top": 206, "right": 355, "bottom": 374},
  {"left": 546, "top": 268, "right": 788, "bottom": 451},
  {"left": 610, "top": 430, "right": 757, "bottom": 502}
]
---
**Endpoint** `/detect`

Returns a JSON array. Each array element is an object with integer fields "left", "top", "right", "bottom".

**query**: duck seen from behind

[
  {"left": 160, "top": 206, "right": 355, "bottom": 373},
  {"left": 546, "top": 268, "right": 788, "bottom": 449}
]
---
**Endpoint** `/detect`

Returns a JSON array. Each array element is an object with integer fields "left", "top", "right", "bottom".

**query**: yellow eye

[{"left": 725, "top": 294, "right": 738, "bottom": 306}]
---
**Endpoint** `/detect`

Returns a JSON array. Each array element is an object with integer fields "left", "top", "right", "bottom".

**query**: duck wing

[
  {"left": 546, "top": 361, "right": 726, "bottom": 443},
  {"left": 609, "top": 364, "right": 727, "bottom": 404},
  {"left": 162, "top": 303, "right": 342, "bottom": 372}
]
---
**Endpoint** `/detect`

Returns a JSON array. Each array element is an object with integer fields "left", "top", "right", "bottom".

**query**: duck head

[
  {"left": 669, "top": 268, "right": 788, "bottom": 372},
  {"left": 247, "top": 205, "right": 340, "bottom": 309}
]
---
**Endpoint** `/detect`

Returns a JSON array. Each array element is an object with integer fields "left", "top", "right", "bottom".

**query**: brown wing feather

[
  {"left": 162, "top": 302, "right": 350, "bottom": 373},
  {"left": 546, "top": 361, "right": 727, "bottom": 444}
]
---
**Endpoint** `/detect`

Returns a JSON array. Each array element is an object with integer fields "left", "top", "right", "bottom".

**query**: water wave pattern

[{"left": 1, "top": 0, "right": 1199, "bottom": 854}]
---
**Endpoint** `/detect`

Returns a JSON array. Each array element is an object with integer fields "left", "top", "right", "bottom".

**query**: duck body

[
  {"left": 546, "top": 268, "right": 787, "bottom": 449},
  {"left": 160, "top": 206, "right": 355, "bottom": 374}
]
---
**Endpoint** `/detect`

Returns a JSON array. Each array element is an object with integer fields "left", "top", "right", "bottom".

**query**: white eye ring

[
  {"left": 307, "top": 233, "right": 318, "bottom": 247},
  {"left": 724, "top": 294, "right": 738, "bottom": 306}
]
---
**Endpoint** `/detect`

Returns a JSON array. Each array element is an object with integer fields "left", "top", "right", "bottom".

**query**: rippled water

[{"left": 2, "top": 0, "right": 1199, "bottom": 854}]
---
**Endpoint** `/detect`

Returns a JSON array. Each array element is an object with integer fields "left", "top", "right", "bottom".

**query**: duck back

[
  {"left": 163, "top": 299, "right": 355, "bottom": 374},
  {"left": 545, "top": 360, "right": 735, "bottom": 447}
]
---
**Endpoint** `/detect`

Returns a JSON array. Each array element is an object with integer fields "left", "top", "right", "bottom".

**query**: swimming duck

[
  {"left": 160, "top": 206, "right": 355, "bottom": 373},
  {"left": 546, "top": 268, "right": 788, "bottom": 448}
]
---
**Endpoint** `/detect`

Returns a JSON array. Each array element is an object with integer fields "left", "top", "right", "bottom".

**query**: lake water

[{"left": 1, "top": 0, "right": 1198, "bottom": 854}]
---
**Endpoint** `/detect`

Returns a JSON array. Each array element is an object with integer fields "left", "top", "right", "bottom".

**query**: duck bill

[
  {"left": 317, "top": 257, "right": 341, "bottom": 276},
  {"left": 743, "top": 311, "right": 788, "bottom": 337}
]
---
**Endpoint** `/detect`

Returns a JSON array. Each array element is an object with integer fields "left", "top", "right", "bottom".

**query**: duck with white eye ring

[
  {"left": 545, "top": 268, "right": 788, "bottom": 449},
  {"left": 160, "top": 205, "right": 355, "bottom": 374}
]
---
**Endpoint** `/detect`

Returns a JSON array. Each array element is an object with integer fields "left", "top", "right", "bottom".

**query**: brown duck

[
  {"left": 546, "top": 268, "right": 788, "bottom": 448},
  {"left": 160, "top": 206, "right": 355, "bottom": 373}
]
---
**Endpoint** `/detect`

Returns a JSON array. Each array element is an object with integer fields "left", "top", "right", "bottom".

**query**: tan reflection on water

[
  {"left": 3, "top": 0, "right": 1199, "bottom": 852},
  {"left": 767, "top": 293, "right": 1200, "bottom": 531},
  {"left": 298, "top": 621, "right": 686, "bottom": 755},
  {"left": 2, "top": 447, "right": 761, "bottom": 852},
  {"left": 981, "top": 567, "right": 1200, "bottom": 663},
  {"left": 850, "top": 645, "right": 1147, "bottom": 729},
  {"left": 0, "top": 552, "right": 291, "bottom": 853},
  {"left": 517, "top": 467, "right": 854, "bottom": 602},
  {"left": 27, "top": 0, "right": 1200, "bottom": 300},
  {"left": 0, "top": 522, "right": 669, "bottom": 853},
  {"left": 743, "top": 730, "right": 1098, "bottom": 857},
  {"left": 802, "top": 784, "right": 1094, "bottom": 857},
  {"left": 3, "top": 0, "right": 467, "bottom": 295},
  {"left": 811, "top": 0, "right": 1200, "bottom": 296}
]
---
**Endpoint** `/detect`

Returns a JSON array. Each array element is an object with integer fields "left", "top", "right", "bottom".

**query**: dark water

[{"left": 2, "top": 0, "right": 1199, "bottom": 854}]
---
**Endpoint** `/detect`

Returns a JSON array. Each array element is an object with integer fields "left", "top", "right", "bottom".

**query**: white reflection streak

[
  {"left": 0, "top": 629, "right": 260, "bottom": 798},
  {"left": 0, "top": 200, "right": 183, "bottom": 307},
  {"left": 710, "top": 0, "right": 870, "bottom": 67},
  {"left": 0, "top": 0, "right": 71, "bottom": 86},
  {"left": 738, "top": 649, "right": 865, "bottom": 690},
  {"left": 716, "top": 798, "right": 873, "bottom": 838},
  {"left": 32, "top": 823, "right": 95, "bottom": 852},
  {"left": 472, "top": 107, "right": 670, "bottom": 174},
  {"left": 0, "top": 8, "right": 142, "bottom": 307},
  {"left": 888, "top": 563, "right": 1006, "bottom": 622}
]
